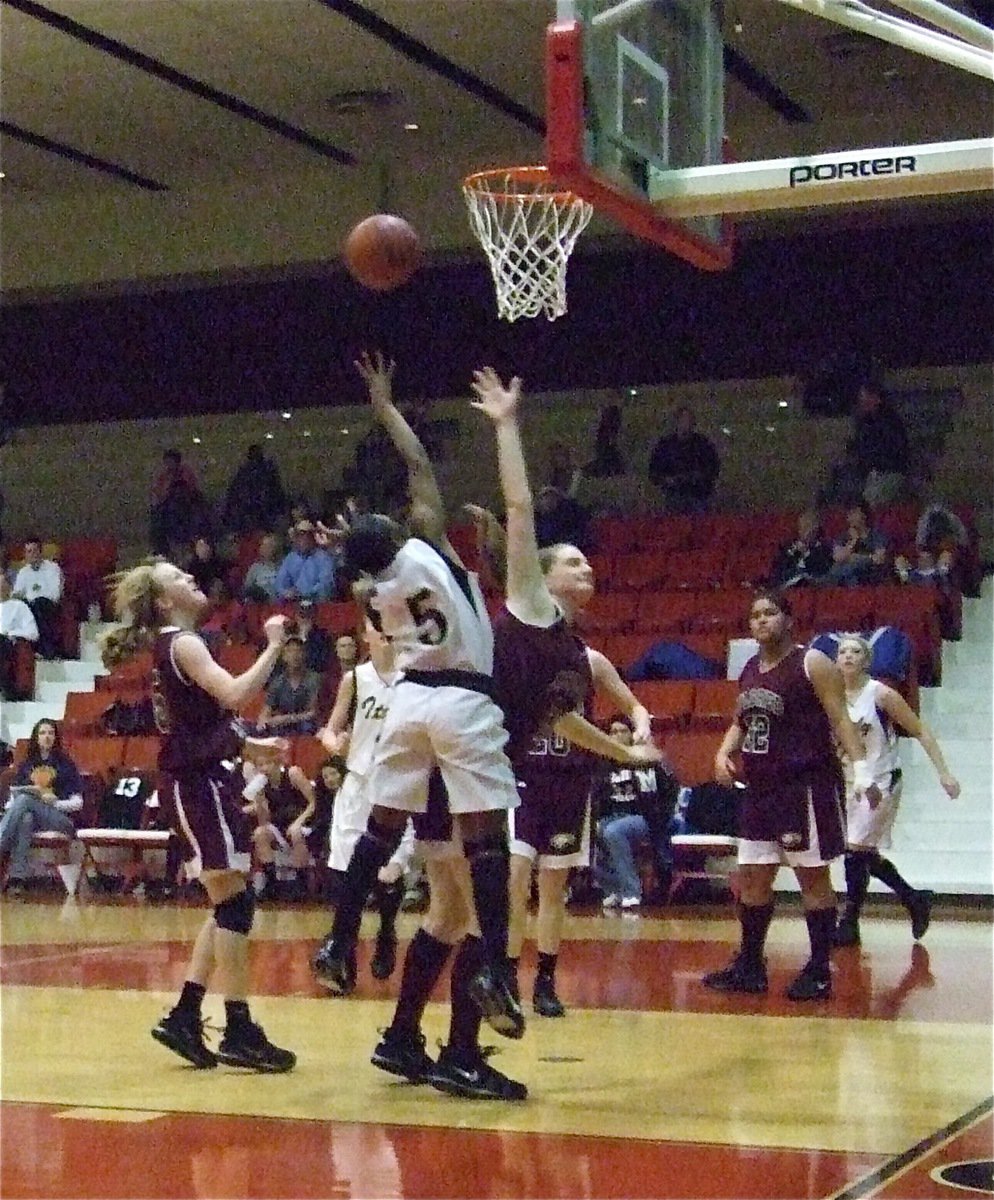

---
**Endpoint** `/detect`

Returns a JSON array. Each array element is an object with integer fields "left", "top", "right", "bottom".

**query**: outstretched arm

[
  {"left": 470, "top": 368, "right": 558, "bottom": 627},
  {"left": 877, "top": 685, "right": 960, "bottom": 798},
  {"left": 355, "top": 351, "right": 453, "bottom": 554},
  {"left": 464, "top": 503, "right": 507, "bottom": 592}
]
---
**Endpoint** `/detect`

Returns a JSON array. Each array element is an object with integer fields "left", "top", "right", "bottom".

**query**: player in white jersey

[
  {"left": 319, "top": 616, "right": 414, "bottom": 981},
  {"left": 834, "top": 634, "right": 960, "bottom": 947},
  {"left": 312, "top": 352, "right": 523, "bottom": 1039}
]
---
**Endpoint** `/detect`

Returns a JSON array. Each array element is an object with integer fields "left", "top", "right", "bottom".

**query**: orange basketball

[{"left": 343, "top": 214, "right": 421, "bottom": 292}]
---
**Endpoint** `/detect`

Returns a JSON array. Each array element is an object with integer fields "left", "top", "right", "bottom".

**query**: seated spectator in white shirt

[
  {"left": 12, "top": 538, "right": 63, "bottom": 659},
  {"left": 242, "top": 533, "right": 282, "bottom": 603},
  {"left": 0, "top": 575, "right": 39, "bottom": 699}
]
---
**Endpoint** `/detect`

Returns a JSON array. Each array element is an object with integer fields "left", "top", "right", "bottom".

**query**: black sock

[
  {"left": 376, "top": 879, "right": 404, "bottom": 938},
  {"left": 175, "top": 980, "right": 206, "bottom": 1017},
  {"left": 224, "top": 999, "right": 252, "bottom": 1032},
  {"left": 739, "top": 902, "right": 775, "bottom": 966},
  {"left": 464, "top": 838, "right": 510, "bottom": 973},
  {"left": 448, "top": 934, "right": 486, "bottom": 1055},
  {"left": 328, "top": 819, "right": 403, "bottom": 949},
  {"left": 390, "top": 929, "right": 453, "bottom": 1035},
  {"left": 536, "top": 952, "right": 557, "bottom": 982},
  {"left": 805, "top": 907, "right": 837, "bottom": 973},
  {"left": 843, "top": 850, "right": 874, "bottom": 918},
  {"left": 868, "top": 853, "right": 917, "bottom": 908}
]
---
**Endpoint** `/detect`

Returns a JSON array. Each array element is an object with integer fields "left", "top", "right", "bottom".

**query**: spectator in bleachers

[
  {"left": 248, "top": 752, "right": 316, "bottom": 901},
  {"left": 0, "top": 718, "right": 83, "bottom": 895},
  {"left": 223, "top": 443, "right": 287, "bottom": 535},
  {"left": 293, "top": 599, "right": 332, "bottom": 673},
  {"left": 827, "top": 502, "right": 889, "bottom": 587},
  {"left": 648, "top": 406, "right": 720, "bottom": 513},
  {"left": 149, "top": 449, "right": 209, "bottom": 555},
  {"left": 12, "top": 537, "right": 63, "bottom": 660},
  {"left": 534, "top": 485, "right": 590, "bottom": 551},
  {"left": 199, "top": 579, "right": 248, "bottom": 652},
  {"left": 851, "top": 380, "right": 911, "bottom": 507},
  {"left": 894, "top": 502, "right": 969, "bottom": 589},
  {"left": 593, "top": 715, "right": 678, "bottom": 908},
  {"left": 186, "top": 536, "right": 228, "bottom": 598},
  {"left": 584, "top": 403, "right": 625, "bottom": 479},
  {"left": 255, "top": 637, "right": 321, "bottom": 735},
  {"left": 275, "top": 520, "right": 337, "bottom": 602},
  {"left": 241, "top": 534, "right": 282, "bottom": 602},
  {"left": 769, "top": 510, "right": 833, "bottom": 589},
  {"left": 307, "top": 755, "right": 346, "bottom": 879},
  {"left": 0, "top": 574, "right": 38, "bottom": 700}
]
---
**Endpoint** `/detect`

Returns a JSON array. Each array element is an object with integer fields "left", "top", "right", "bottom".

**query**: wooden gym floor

[{"left": 1, "top": 894, "right": 991, "bottom": 1199}]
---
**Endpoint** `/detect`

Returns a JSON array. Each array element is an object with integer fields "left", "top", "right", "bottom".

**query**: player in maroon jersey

[
  {"left": 102, "top": 558, "right": 296, "bottom": 1070},
  {"left": 702, "top": 589, "right": 870, "bottom": 1001}
]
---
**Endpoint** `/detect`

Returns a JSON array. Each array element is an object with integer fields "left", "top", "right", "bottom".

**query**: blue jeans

[
  {"left": 0, "top": 792, "right": 76, "bottom": 880},
  {"left": 596, "top": 814, "right": 657, "bottom": 900}
]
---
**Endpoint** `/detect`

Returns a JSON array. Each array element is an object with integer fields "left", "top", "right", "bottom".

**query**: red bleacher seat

[
  {"left": 601, "top": 632, "right": 655, "bottom": 675},
  {"left": 290, "top": 736, "right": 328, "bottom": 781},
  {"left": 680, "top": 633, "right": 728, "bottom": 669},
  {"left": 64, "top": 737, "right": 125, "bottom": 778},
  {"left": 663, "top": 731, "right": 723, "bottom": 786},
  {"left": 11, "top": 639, "right": 36, "bottom": 701},
  {"left": 690, "top": 679, "right": 739, "bottom": 730},
  {"left": 635, "top": 591, "right": 697, "bottom": 636},
  {"left": 630, "top": 680, "right": 694, "bottom": 732},
  {"left": 689, "top": 590, "right": 746, "bottom": 636},
  {"left": 218, "top": 643, "right": 258, "bottom": 675},
  {"left": 313, "top": 601, "right": 359, "bottom": 636},
  {"left": 579, "top": 592, "right": 638, "bottom": 635},
  {"left": 121, "top": 737, "right": 160, "bottom": 773},
  {"left": 812, "top": 587, "right": 878, "bottom": 637},
  {"left": 663, "top": 548, "right": 725, "bottom": 590},
  {"left": 612, "top": 551, "right": 671, "bottom": 592},
  {"left": 63, "top": 691, "right": 111, "bottom": 736},
  {"left": 724, "top": 545, "right": 772, "bottom": 589},
  {"left": 589, "top": 516, "right": 643, "bottom": 555}
]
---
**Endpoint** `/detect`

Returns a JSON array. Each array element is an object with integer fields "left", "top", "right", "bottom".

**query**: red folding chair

[
  {"left": 691, "top": 679, "right": 740, "bottom": 730},
  {"left": 630, "top": 680, "right": 694, "bottom": 732},
  {"left": 634, "top": 591, "right": 697, "bottom": 636}
]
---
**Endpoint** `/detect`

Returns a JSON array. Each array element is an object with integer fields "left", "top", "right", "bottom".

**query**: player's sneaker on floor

[
  {"left": 217, "top": 1022, "right": 296, "bottom": 1072},
  {"left": 833, "top": 910, "right": 860, "bottom": 947},
  {"left": 312, "top": 937, "right": 357, "bottom": 995},
  {"left": 427, "top": 1045, "right": 527, "bottom": 1101},
  {"left": 908, "top": 889, "right": 934, "bottom": 941},
  {"left": 370, "top": 928, "right": 398, "bottom": 980},
  {"left": 785, "top": 961, "right": 832, "bottom": 1002},
  {"left": 532, "top": 974, "right": 566, "bottom": 1018},
  {"left": 151, "top": 1009, "right": 217, "bottom": 1069},
  {"left": 701, "top": 954, "right": 768, "bottom": 994},
  {"left": 468, "top": 962, "right": 526, "bottom": 1039},
  {"left": 371, "top": 1026, "right": 434, "bottom": 1083}
]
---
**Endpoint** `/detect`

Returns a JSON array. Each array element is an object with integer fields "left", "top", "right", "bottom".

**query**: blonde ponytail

[{"left": 99, "top": 558, "right": 165, "bottom": 669}]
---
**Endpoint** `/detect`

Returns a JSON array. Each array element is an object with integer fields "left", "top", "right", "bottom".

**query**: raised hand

[
  {"left": 470, "top": 367, "right": 522, "bottom": 423},
  {"left": 355, "top": 350, "right": 396, "bottom": 414}
]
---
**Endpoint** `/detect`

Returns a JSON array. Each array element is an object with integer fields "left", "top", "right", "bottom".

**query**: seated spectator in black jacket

[
  {"left": 769, "top": 510, "right": 833, "bottom": 588},
  {"left": 593, "top": 716, "right": 678, "bottom": 907},
  {"left": 827, "top": 502, "right": 889, "bottom": 586},
  {"left": 584, "top": 403, "right": 625, "bottom": 478},
  {"left": 186, "top": 536, "right": 227, "bottom": 597},
  {"left": 852, "top": 381, "right": 911, "bottom": 507},
  {"left": 535, "top": 485, "right": 590, "bottom": 550},
  {"left": 648, "top": 406, "right": 720, "bottom": 513},
  {"left": 293, "top": 599, "right": 332, "bottom": 673},
  {"left": 224, "top": 443, "right": 287, "bottom": 535}
]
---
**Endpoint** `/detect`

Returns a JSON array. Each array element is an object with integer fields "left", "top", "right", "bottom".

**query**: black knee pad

[{"left": 214, "top": 888, "right": 255, "bottom": 935}]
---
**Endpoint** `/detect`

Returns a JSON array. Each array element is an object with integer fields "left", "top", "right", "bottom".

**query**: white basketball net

[{"left": 463, "top": 168, "right": 594, "bottom": 322}]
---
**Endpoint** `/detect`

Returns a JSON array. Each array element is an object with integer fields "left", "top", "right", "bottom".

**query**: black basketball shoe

[
  {"left": 370, "top": 929, "right": 398, "bottom": 981},
  {"left": 532, "top": 973, "right": 566, "bottom": 1018},
  {"left": 701, "top": 954, "right": 769, "bottom": 995},
  {"left": 427, "top": 1045, "right": 527, "bottom": 1102},
  {"left": 833, "top": 910, "right": 861, "bottom": 947},
  {"left": 468, "top": 962, "right": 526, "bottom": 1039},
  {"left": 312, "top": 938, "right": 357, "bottom": 996},
  {"left": 370, "top": 1026, "right": 434, "bottom": 1083},
  {"left": 908, "top": 889, "right": 934, "bottom": 941},
  {"left": 151, "top": 1009, "right": 217, "bottom": 1069},
  {"left": 217, "top": 1021, "right": 296, "bottom": 1072},
  {"left": 785, "top": 961, "right": 832, "bottom": 1002}
]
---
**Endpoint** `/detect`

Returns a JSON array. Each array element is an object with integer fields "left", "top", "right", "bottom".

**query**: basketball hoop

[{"left": 462, "top": 166, "right": 593, "bottom": 322}]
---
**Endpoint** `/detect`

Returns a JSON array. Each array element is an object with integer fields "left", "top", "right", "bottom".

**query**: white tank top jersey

[
  {"left": 846, "top": 678, "right": 900, "bottom": 787},
  {"left": 367, "top": 538, "right": 494, "bottom": 675},
  {"left": 346, "top": 661, "right": 395, "bottom": 777}
]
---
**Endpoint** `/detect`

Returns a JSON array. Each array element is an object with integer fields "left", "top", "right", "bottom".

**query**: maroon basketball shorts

[
  {"left": 160, "top": 762, "right": 252, "bottom": 878},
  {"left": 509, "top": 772, "right": 592, "bottom": 868}
]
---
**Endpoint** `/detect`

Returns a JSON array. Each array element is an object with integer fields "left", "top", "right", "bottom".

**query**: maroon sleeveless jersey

[
  {"left": 153, "top": 629, "right": 238, "bottom": 774},
  {"left": 736, "top": 646, "right": 839, "bottom": 793},
  {"left": 492, "top": 607, "right": 593, "bottom": 771}
]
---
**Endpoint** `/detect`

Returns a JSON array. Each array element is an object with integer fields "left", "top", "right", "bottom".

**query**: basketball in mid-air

[{"left": 343, "top": 214, "right": 421, "bottom": 292}]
